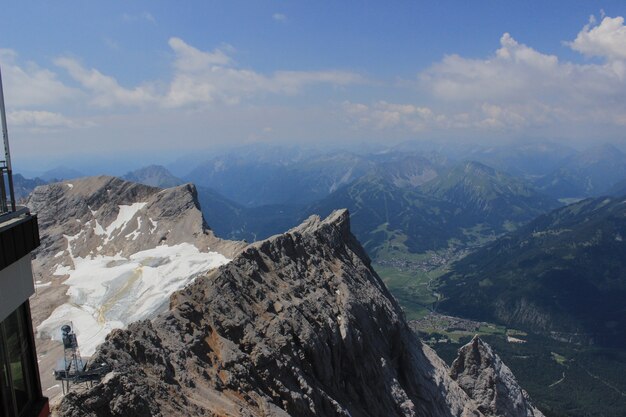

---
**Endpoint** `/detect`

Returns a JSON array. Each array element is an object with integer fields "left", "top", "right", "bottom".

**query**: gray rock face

[
  {"left": 450, "top": 336, "right": 544, "bottom": 417},
  {"left": 55, "top": 210, "right": 485, "bottom": 417},
  {"left": 27, "top": 176, "right": 243, "bottom": 282},
  {"left": 27, "top": 176, "right": 247, "bottom": 401}
]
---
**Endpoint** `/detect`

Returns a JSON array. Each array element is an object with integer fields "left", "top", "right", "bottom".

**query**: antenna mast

[{"left": 0, "top": 65, "right": 16, "bottom": 212}]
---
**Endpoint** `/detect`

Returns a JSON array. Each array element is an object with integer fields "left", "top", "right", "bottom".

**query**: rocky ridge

[
  {"left": 55, "top": 209, "right": 542, "bottom": 417},
  {"left": 28, "top": 175, "right": 244, "bottom": 326},
  {"left": 28, "top": 176, "right": 242, "bottom": 266},
  {"left": 27, "top": 176, "right": 245, "bottom": 399}
]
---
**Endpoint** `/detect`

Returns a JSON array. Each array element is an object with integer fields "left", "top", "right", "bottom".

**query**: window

[{"left": 0, "top": 303, "right": 40, "bottom": 417}]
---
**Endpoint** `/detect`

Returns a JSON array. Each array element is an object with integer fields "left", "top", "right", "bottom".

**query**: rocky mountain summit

[
  {"left": 55, "top": 209, "right": 541, "bottom": 417},
  {"left": 28, "top": 176, "right": 241, "bottom": 265},
  {"left": 27, "top": 176, "right": 246, "bottom": 398}
]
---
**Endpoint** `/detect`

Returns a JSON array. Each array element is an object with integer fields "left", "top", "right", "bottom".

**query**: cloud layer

[
  {"left": 346, "top": 15, "right": 626, "bottom": 137},
  {"left": 49, "top": 38, "right": 364, "bottom": 110},
  {"left": 2, "top": 15, "right": 626, "bottom": 144}
]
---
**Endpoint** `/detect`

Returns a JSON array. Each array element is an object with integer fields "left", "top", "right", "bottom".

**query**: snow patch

[
  {"left": 53, "top": 264, "right": 72, "bottom": 276},
  {"left": 105, "top": 203, "right": 146, "bottom": 239},
  {"left": 93, "top": 219, "right": 105, "bottom": 236},
  {"left": 66, "top": 183, "right": 74, "bottom": 189},
  {"left": 125, "top": 217, "right": 142, "bottom": 240},
  {"left": 37, "top": 243, "right": 230, "bottom": 356},
  {"left": 148, "top": 218, "right": 158, "bottom": 233}
]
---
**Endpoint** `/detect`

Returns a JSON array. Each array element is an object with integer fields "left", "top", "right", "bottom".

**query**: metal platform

[{"left": 53, "top": 324, "right": 110, "bottom": 395}]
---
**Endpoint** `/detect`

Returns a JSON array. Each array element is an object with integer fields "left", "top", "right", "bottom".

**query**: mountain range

[
  {"left": 437, "top": 194, "right": 626, "bottom": 347},
  {"left": 533, "top": 144, "right": 626, "bottom": 199},
  {"left": 77, "top": 157, "right": 563, "bottom": 259}
]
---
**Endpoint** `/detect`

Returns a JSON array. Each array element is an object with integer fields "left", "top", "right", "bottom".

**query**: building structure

[{"left": 0, "top": 65, "right": 49, "bottom": 417}]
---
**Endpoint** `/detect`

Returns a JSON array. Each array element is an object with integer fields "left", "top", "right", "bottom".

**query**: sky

[{"left": 1, "top": 1, "right": 626, "bottom": 173}]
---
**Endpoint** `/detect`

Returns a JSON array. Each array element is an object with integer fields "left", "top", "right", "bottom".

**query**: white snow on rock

[
  {"left": 37, "top": 242, "right": 230, "bottom": 356},
  {"left": 104, "top": 203, "right": 146, "bottom": 243}
]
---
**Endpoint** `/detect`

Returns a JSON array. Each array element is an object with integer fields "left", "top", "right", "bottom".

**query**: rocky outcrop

[
  {"left": 55, "top": 210, "right": 486, "bottom": 417},
  {"left": 27, "top": 176, "right": 243, "bottom": 267},
  {"left": 450, "top": 336, "right": 544, "bottom": 417},
  {"left": 28, "top": 176, "right": 247, "bottom": 400}
]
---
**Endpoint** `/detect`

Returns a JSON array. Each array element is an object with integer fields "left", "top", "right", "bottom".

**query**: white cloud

[
  {"left": 163, "top": 37, "right": 364, "bottom": 107},
  {"left": 352, "top": 19, "right": 626, "bottom": 134},
  {"left": 344, "top": 101, "right": 442, "bottom": 131},
  {"left": 569, "top": 16, "right": 626, "bottom": 61},
  {"left": 168, "top": 38, "right": 232, "bottom": 70},
  {"left": 40, "top": 38, "right": 364, "bottom": 109},
  {"left": 273, "top": 13, "right": 287, "bottom": 22},
  {"left": 0, "top": 49, "right": 80, "bottom": 108},
  {"left": 54, "top": 57, "right": 157, "bottom": 108},
  {"left": 7, "top": 110, "right": 94, "bottom": 129},
  {"left": 421, "top": 33, "right": 567, "bottom": 103}
]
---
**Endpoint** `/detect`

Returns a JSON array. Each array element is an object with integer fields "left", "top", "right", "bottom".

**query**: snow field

[{"left": 38, "top": 238, "right": 230, "bottom": 356}]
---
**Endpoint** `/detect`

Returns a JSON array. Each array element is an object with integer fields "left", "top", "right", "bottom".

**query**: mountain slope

[
  {"left": 307, "top": 176, "right": 466, "bottom": 256},
  {"left": 123, "top": 164, "right": 184, "bottom": 188},
  {"left": 13, "top": 173, "right": 47, "bottom": 201},
  {"left": 463, "top": 142, "right": 577, "bottom": 178},
  {"left": 55, "top": 210, "right": 542, "bottom": 417},
  {"left": 608, "top": 178, "right": 626, "bottom": 197},
  {"left": 40, "top": 166, "right": 85, "bottom": 182},
  {"left": 421, "top": 161, "right": 558, "bottom": 228},
  {"left": 305, "top": 162, "right": 556, "bottom": 259},
  {"left": 535, "top": 144, "right": 626, "bottom": 198},
  {"left": 438, "top": 195, "right": 626, "bottom": 347},
  {"left": 27, "top": 176, "right": 245, "bottom": 358},
  {"left": 184, "top": 151, "right": 373, "bottom": 207}
]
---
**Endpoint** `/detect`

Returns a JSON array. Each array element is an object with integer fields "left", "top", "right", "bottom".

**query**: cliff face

[{"left": 55, "top": 210, "right": 484, "bottom": 417}]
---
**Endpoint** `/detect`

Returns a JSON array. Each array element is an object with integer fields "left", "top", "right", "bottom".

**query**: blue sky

[{"left": 1, "top": 1, "right": 626, "bottom": 172}]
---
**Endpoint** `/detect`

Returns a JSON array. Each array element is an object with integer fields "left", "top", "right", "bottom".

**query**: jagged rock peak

[
  {"left": 450, "top": 336, "right": 544, "bottom": 417},
  {"left": 55, "top": 209, "right": 484, "bottom": 417},
  {"left": 27, "top": 175, "right": 244, "bottom": 262},
  {"left": 290, "top": 208, "right": 349, "bottom": 233}
]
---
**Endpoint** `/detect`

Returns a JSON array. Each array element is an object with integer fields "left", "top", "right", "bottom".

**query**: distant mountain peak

[
  {"left": 461, "top": 160, "right": 496, "bottom": 176},
  {"left": 123, "top": 164, "right": 183, "bottom": 188},
  {"left": 40, "top": 166, "right": 85, "bottom": 182}
]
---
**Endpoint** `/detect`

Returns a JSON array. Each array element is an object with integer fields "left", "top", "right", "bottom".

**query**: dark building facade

[{"left": 0, "top": 210, "right": 48, "bottom": 417}]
